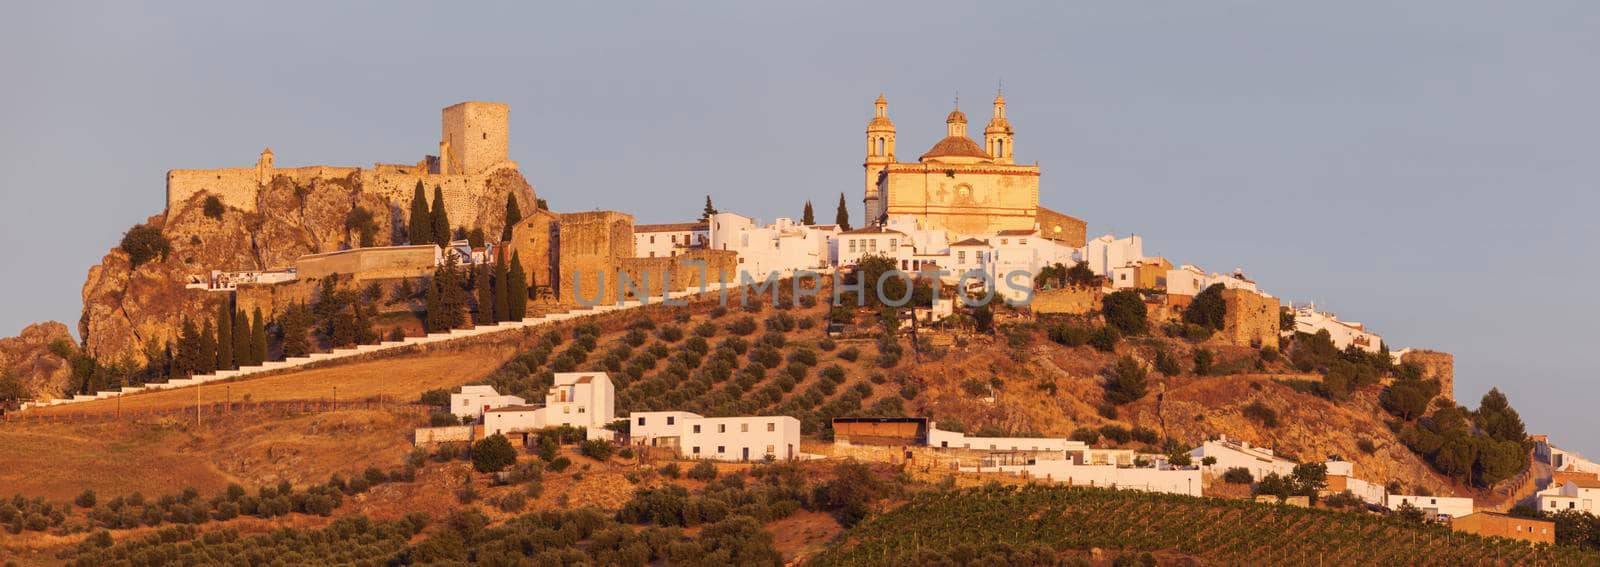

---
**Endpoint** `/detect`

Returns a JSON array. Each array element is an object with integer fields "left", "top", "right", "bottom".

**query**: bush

[
  {"left": 547, "top": 456, "right": 572, "bottom": 473},
  {"left": 203, "top": 195, "right": 226, "bottom": 219},
  {"left": 496, "top": 492, "right": 526, "bottom": 513},
  {"left": 727, "top": 317, "right": 758, "bottom": 336},
  {"left": 618, "top": 447, "right": 635, "bottom": 459},
  {"left": 1088, "top": 326, "right": 1120, "bottom": 352},
  {"left": 1243, "top": 401, "right": 1279, "bottom": 428},
  {"left": 657, "top": 325, "right": 685, "bottom": 343},
  {"left": 1103, "top": 356, "right": 1148, "bottom": 405},
  {"left": 579, "top": 439, "right": 615, "bottom": 461},
  {"left": 1101, "top": 291, "right": 1148, "bottom": 335},
  {"left": 687, "top": 461, "right": 718, "bottom": 481},
  {"left": 1357, "top": 438, "right": 1377, "bottom": 454},
  {"left": 471, "top": 434, "right": 518, "bottom": 473},
  {"left": 1099, "top": 425, "right": 1131, "bottom": 444},
  {"left": 76, "top": 489, "right": 97, "bottom": 509},
  {"left": 1154, "top": 350, "right": 1181, "bottom": 376},
  {"left": 1131, "top": 426, "right": 1159, "bottom": 445},
  {"left": 419, "top": 388, "right": 451, "bottom": 407},
  {"left": 1193, "top": 349, "right": 1215, "bottom": 376},
  {"left": 120, "top": 224, "right": 171, "bottom": 269},
  {"left": 1222, "top": 467, "right": 1254, "bottom": 484},
  {"left": 659, "top": 463, "right": 682, "bottom": 479},
  {"left": 818, "top": 337, "right": 837, "bottom": 351},
  {"left": 838, "top": 346, "right": 860, "bottom": 362},
  {"left": 1048, "top": 324, "right": 1091, "bottom": 347},
  {"left": 1069, "top": 428, "right": 1101, "bottom": 445}
]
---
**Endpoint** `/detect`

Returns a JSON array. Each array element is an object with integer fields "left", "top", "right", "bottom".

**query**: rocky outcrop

[
  {"left": 79, "top": 170, "right": 537, "bottom": 364},
  {"left": 0, "top": 322, "right": 74, "bottom": 401}
]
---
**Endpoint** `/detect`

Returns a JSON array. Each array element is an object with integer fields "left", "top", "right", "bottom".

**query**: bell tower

[
  {"left": 985, "top": 92, "right": 1014, "bottom": 164},
  {"left": 863, "top": 93, "right": 896, "bottom": 224}
]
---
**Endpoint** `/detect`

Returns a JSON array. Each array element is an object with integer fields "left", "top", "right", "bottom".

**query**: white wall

[
  {"left": 629, "top": 410, "right": 703, "bottom": 441},
  {"left": 451, "top": 387, "right": 526, "bottom": 418},
  {"left": 1294, "top": 305, "right": 1382, "bottom": 353},
  {"left": 485, "top": 408, "right": 542, "bottom": 436},
  {"left": 1086, "top": 234, "right": 1142, "bottom": 276},
  {"left": 927, "top": 427, "right": 1087, "bottom": 454},
  {"left": 1191, "top": 438, "right": 1298, "bottom": 481},
  {"left": 681, "top": 416, "right": 802, "bottom": 461},
  {"left": 1011, "top": 460, "right": 1203, "bottom": 497},
  {"left": 1388, "top": 494, "right": 1474, "bottom": 518}
]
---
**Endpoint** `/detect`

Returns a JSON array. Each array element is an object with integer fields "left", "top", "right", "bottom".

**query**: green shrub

[
  {"left": 1088, "top": 326, "right": 1120, "bottom": 352},
  {"left": 119, "top": 224, "right": 171, "bottom": 269},
  {"left": 579, "top": 439, "right": 615, "bottom": 461},
  {"left": 548, "top": 456, "right": 572, "bottom": 473},
  {"left": 471, "top": 435, "right": 518, "bottom": 473},
  {"left": 687, "top": 461, "right": 718, "bottom": 481},
  {"left": 1222, "top": 467, "right": 1254, "bottom": 484}
]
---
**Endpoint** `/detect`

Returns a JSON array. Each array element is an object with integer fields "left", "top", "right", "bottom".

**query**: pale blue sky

[{"left": 2, "top": 2, "right": 1596, "bottom": 454}]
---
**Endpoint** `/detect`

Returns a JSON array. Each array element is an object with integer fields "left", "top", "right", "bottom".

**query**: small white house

[
  {"left": 476, "top": 373, "right": 617, "bottom": 440},
  {"left": 1190, "top": 435, "right": 1299, "bottom": 481},
  {"left": 1085, "top": 233, "right": 1143, "bottom": 277},
  {"left": 1388, "top": 494, "right": 1474, "bottom": 519},
  {"left": 834, "top": 225, "right": 909, "bottom": 268},
  {"left": 635, "top": 222, "right": 709, "bottom": 259},
  {"left": 926, "top": 426, "right": 1088, "bottom": 456},
  {"left": 451, "top": 385, "right": 527, "bottom": 419},
  {"left": 1293, "top": 303, "right": 1382, "bottom": 353},
  {"left": 1536, "top": 479, "right": 1600, "bottom": 514},
  {"left": 629, "top": 411, "right": 801, "bottom": 462}
]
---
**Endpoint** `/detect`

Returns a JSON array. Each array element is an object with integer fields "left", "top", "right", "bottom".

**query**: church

[{"left": 862, "top": 93, "right": 1085, "bottom": 247}]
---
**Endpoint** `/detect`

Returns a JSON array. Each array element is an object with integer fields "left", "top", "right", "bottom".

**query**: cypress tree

[
  {"left": 176, "top": 318, "right": 200, "bottom": 377},
  {"left": 250, "top": 307, "right": 268, "bottom": 364},
  {"left": 430, "top": 186, "right": 451, "bottom": 247},
  {"left": 198, "top": 319, "right": 218, "bottom": 374},
  {"left": 701, "top": 195, "right": 718, "bottom": 221},
  {"left": 493, "top": 253, "right": 510, "bottom": 322},
  {"left": 215, "top": 304, "right": 233, "bottom": 371},
  {"left": 232, "top": 309, "right": 251, "bottom": 367},
  {"left": 835, "top": 193, "right": 852, "bottom": 230},
  {"left": 476, "top": 264, "right": 496, "bottom": 325},
  {"left": 801, "top": 200, "right": 815, "bottom": 225},
  {"left": 508, "top": 252, "right": 529, "bottom": 321},
  {"left": 501, "top": 194, "right": 522, "bottom": 242},
  {"left": 408, "top": 181, "right": 432, "bottom": 245}
]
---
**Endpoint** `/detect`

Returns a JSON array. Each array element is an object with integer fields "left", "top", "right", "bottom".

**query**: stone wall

[
  {"left": 1037, "top": 207, "right": 1087, "bottom": 248},
  {"left": 295, "top": 245, "right": 439, "bottom": 282},
  {"left": 507, "top": 209, "right": 560, "bottom": 293},
  {"left": 1031, "top": 286, "right": 1101, "bottom": 315},
  {"left": 233, "top": 280, "right": 315, "bottom": 321},
  {"left": 1401, "top": 349, "right": 1455, "bottom": 400},
  {"left": 1219, "top": 288, "right": 1280, "bottom": 349},
  {"left": 556, "top": 211, "right": 635, "bottom": 305},
  {"left": 616, "top": 250, "right": 738, "bottom": 301}
]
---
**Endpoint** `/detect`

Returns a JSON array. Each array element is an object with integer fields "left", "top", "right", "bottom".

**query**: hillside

[
  {"left": 0, "top": 322, "right": 73, "bottom": 402},
  {"left": 811, "top": 484, "right": 1599, "bottom": 565}
]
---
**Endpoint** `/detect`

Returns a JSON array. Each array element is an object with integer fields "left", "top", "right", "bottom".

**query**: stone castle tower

[{"left": 438, "top": 101, "right": 511, "bottom": 176}]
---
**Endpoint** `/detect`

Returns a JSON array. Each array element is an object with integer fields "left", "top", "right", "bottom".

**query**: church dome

[
  {"left": 946, "top": 109, "right": 968, "bottom": 124},
  {"left": 919, "top": 135, "right": 991, "bottom": 162}
]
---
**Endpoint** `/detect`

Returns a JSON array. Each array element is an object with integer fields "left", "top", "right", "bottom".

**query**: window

[
  {"left": 693, "top": 425, "right": 701, "bottom": 433},
  {"left": 740, "top": 423, "right": 749, "bottom": 432},
  {"left": 889, "top": 238, "right": 897, "bottom": 249},
  {"left": 869, "top": 239, "right": 877, "bottom": 251},
  {"left": 767, "top": 444, "right": 776, "bottom": 454},
  {"left": 957, "top": 251, "right": 966, "bottom": 263},
  {"left": 767, "top": 422, "right": 775, "bottom": 432},
  {"left": 717, "top": 446, "right": 725, "bottom": 453},
  {"left": 638, "top": 417, "right": 646, "bottom": 425},
  {"left": 1020, "top": 239, "right": 1027, "bottom": 245},
  {"left": 649, "top": 235, "right": 656, "bottom": 244},
  {"left": 718, "top": 424, "right": 727, "bottom": 433},
  {"left": 667, "top": 416, "right": 675, "bottom": 425},
  {"left": 876, "top": 137, "right": 885, "bottom": 155},
  {"left": 849, "top": 240, "right": 857, "bottom": 253},
  {"left": 563, "top": 406, "right": 570, "bottom": 414},
  {"left": 692, "top": 446, "right": 700, "bottom": 454},
  {"left": 578, "top": 407, "right": 585, "bottom": 413},
  {"left": 1000, "top": 239, "right": 1008, "bottom": 245}
]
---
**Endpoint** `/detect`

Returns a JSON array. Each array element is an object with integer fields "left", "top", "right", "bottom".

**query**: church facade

[{"left": 862, "top": 94, "right": 1085, "bottom": 247}]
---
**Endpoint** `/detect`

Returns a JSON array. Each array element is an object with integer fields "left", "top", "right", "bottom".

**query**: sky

[{"left": 1, "top": 2, "right": 1596, "bottom": 454}]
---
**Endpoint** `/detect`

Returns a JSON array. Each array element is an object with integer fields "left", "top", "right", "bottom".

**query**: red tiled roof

[
  {"left": 486, "top": 404, "right": 541, "bottom": 413},
  {"left": 995, "top": 229, "right": 1037, "bottom": 236},
  {"left": 919, "top": 136, "right": 992, "bottom": 161},
  {"left": 951, "top": 237, "right": 990, "bottom": 247},
  {"left": 840, "top": 226, "right": 905, "bottom": 236}
]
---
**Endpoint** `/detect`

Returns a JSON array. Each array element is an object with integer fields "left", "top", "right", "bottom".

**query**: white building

[
  {"left": 1389, "top": 494, "right": 1475, "bottom": 519},
  {"left": 834, "top": 225, "right": 908, "bottom": 268},
  {"left": 1166, "top": 265, "right": 1261, "bottom": 297},
  {"left": 1190, "top": 435, "right": 1299, "bottom": 481},
  {"left": 1324, "top": 460, "right": 1388, "bottom": 506},
  {"left": 629, "top": 411, "right": 802, "bottom": 461},
  {"left": 634, "top": 222, "right": 710, "bottom": 259},
  {"left": 927, "top": 426, "right": 1087, "bottom": 455},
  {"left": 1293, "top": 303, "right": 1382, "bottom": 353},
  {"left": 998, "top": 460, "right": 1203, "bottom": 497},
  {"left": 478, "top": 373, "right": 617, "bottom": 440},
  {"left": 706, "top": 213, "right": 834, "bottom": 276},
  {"left": 1538, "top": 440, "right": 1600, "bottom": 476},
  {"left": 1085, "top": 234, "right": 1142, "bottom": 277},
  {"left": 451, "top": 385, "right": 527, "bottom": 419},
  {"left": 1537, "top": 478, "right": 1600, "bottom": 514}
]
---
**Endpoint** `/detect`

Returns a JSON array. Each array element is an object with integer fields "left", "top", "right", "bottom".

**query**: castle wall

[
  {"left": 441, "top": 102, "right": 510, "bottom": 176},
  {"left": 167, "top": 168, "right": 260, "bottom": 212},
  {"left": 882, "top": 164, "right": 1041, "bottom": 236},
  {"left": 1037, "top": 207, "right": 1087, "bottom": 248},
  {"left": 507, "top": 209, "right": 560, "bottom": 293},
  {"left": 1032, "top": 286, "right": 1101, "bottom": 315},
  {"left": 556, "top": 211, "right": 635, "bottom": 305},
  {"left": 1401, "top": 349, "right": 1455, "bottom": 400},
  {"left": 295, "top": 245, "right": 440, "bottom": 282},
  {"left": 1219, "top": 288, "right": 1280, "bottom": 349}
]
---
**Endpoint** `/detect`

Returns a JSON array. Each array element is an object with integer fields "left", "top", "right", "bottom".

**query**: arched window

[
  {"left": 996, "top": 139, "right": 1005, "bottom": 157},
  {"left": 875, "top": 137, "right": 885, "bottom": 156}
]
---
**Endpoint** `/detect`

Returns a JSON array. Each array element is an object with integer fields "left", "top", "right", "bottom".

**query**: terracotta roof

[
  {"left": 1570, "top": 478, "right": 1600, "bottom": 489},
  {"left": 919, "top": 136, "right": 991, "bottom": 162},
  {"left": 575, "top": 375, "right": 594, "bottom": 384},
  {"left": 486, "top": 404, "right": 541, "bottom": 413},
  {"left": 635, "top": 222, "right": 706, "bottom": 233},
  {"left": 811, "top": 224, "right": 840, "bottom": 230},
  {"left": 840, "top": 226, "right": 905, "bottom": 236},
  {"left": 951, "top": 237, "right": 990, "bottom": 247},
  {"left": 995, "top": 229, "right": 1037, "bottom": 236}
]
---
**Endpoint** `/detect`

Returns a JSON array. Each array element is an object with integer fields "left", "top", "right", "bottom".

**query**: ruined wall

[
  {"left": 1031, "top": 286, "right": 1101, "bottom": 315},
  {"left": 556, "top": 211, "right": 635, "bottom": 305},
  {"left": 1401, "top": 349, "right": 1455, "bottom": 400},
  {"left": 507, "top": 209, "right": 560, "bottom": 293},
  {"left": 615, "top": 250, "right": 738, "bottom": 301},
  {"left": 295, "top": 245, "right": 439, "bottom": 282},
  {"left": 1037, "top": 207, "right": 1087, "bottom": 248},
  {"left": 233, "top": 280, "right": 316, "bottom": 320},
  {"left": 1220, "top": 288, "right": 1280, "bottom": 349}
]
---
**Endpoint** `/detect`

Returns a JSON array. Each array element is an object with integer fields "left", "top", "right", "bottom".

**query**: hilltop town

[{"left": 1, "top": 97, "right": 1597, "bottom": 564}]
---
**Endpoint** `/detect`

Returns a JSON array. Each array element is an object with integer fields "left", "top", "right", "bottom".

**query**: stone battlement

[{"left": 165, "top": 102, "right": 517, "bottom": 219}]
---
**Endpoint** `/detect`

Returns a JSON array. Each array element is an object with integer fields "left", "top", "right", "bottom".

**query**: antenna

[
  {"left": 954, "top": 89, "right": 960, "bottom": 109},
  {"left": 998, "top": 77, "right": 1005, "bottom": 96}
]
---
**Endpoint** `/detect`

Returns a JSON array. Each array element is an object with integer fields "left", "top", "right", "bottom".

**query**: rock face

[
  {"left": 79, "top": 170, "right": 536, "bottom": 364},
  {"left": 0, "top": 322, "right": 74, "bottom": 401}
]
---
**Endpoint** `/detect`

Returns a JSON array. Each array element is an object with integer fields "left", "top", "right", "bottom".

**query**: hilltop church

[{"left": 862, "top": 93, "right": 1085, "bottom": 247}]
